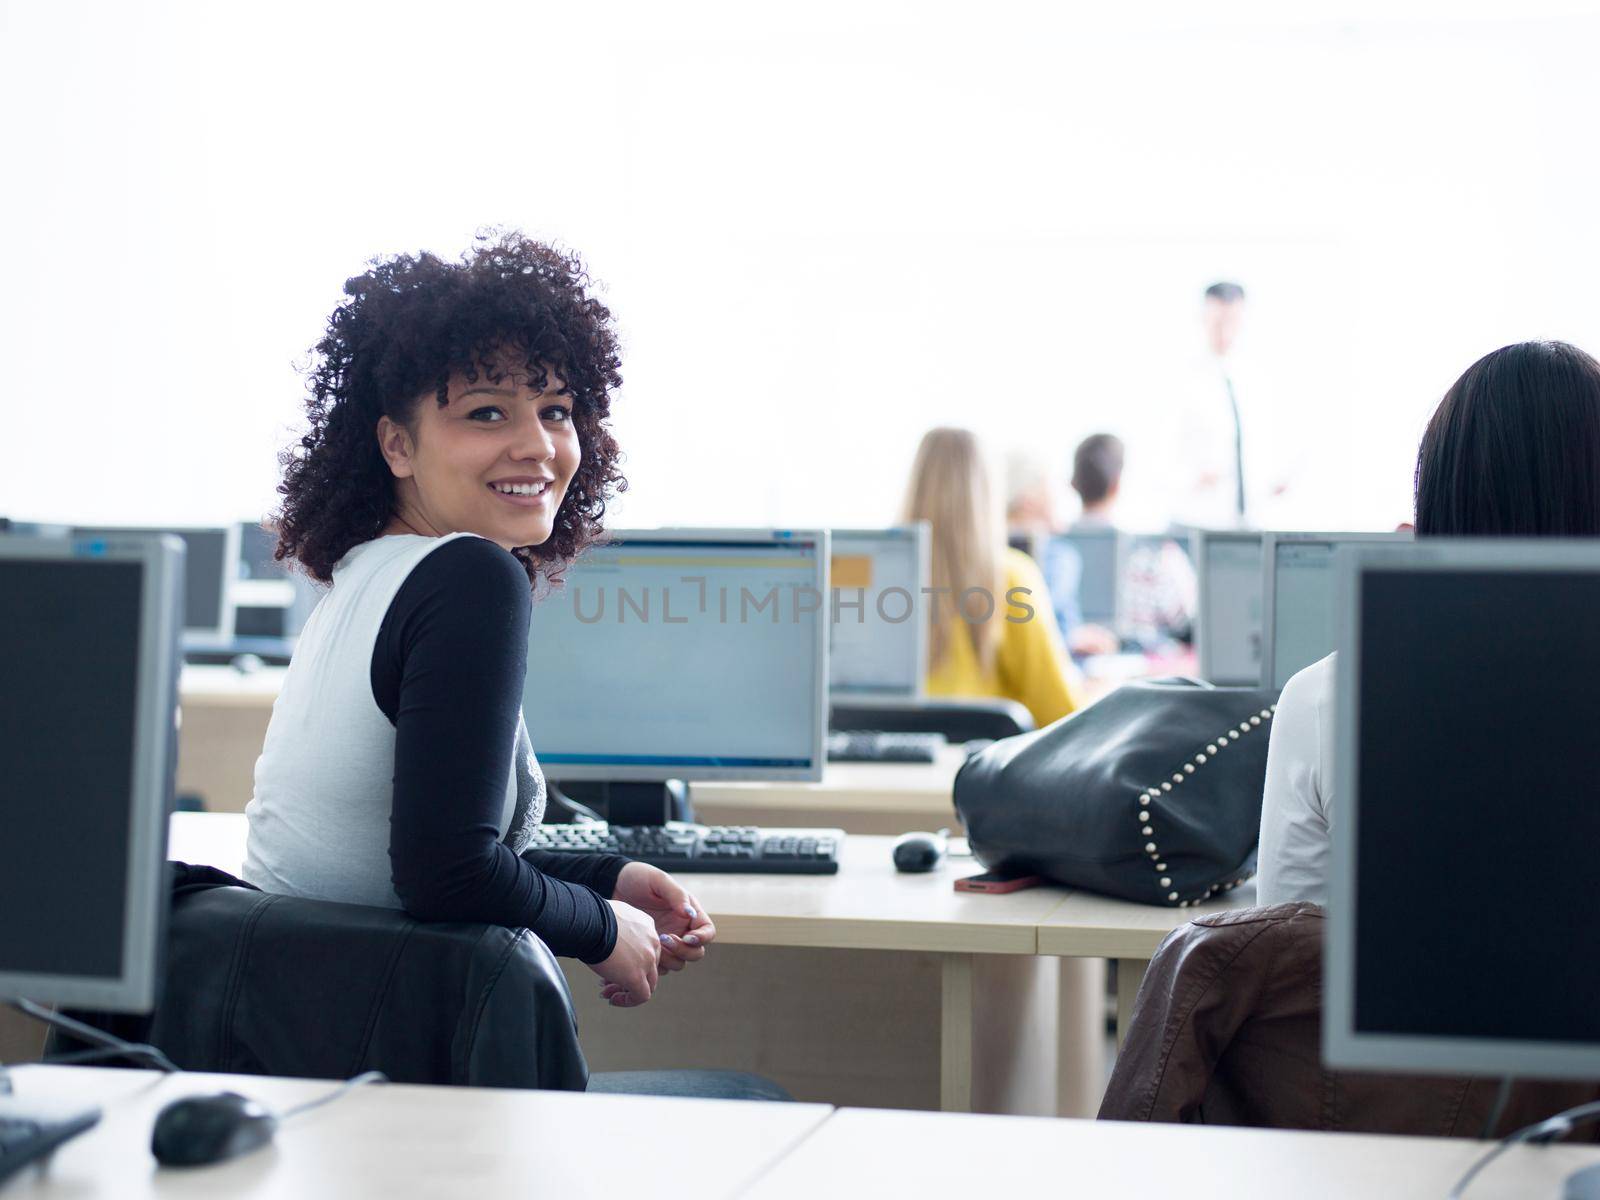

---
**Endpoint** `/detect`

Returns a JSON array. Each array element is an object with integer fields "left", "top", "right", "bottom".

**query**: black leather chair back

[{"left": 52, "top": 870, "right": 588, "bottom": 1091}]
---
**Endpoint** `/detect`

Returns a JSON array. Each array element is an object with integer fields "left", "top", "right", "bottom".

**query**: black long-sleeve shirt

[{"left": 371, "top": 536, "right": 627, "bottom": 963}]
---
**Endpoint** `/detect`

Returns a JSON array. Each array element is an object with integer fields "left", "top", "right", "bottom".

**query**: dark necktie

[{"left": 1224, "top": 374, "right": 1246, "bottom": 521}]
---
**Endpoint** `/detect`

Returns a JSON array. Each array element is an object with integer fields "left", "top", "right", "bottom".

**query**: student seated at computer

[
  {"left": 903, "top": 428, "right": 1081, "bottom": 728},
  {"left": 1003, "top": 449, "right": 1117, "bottom": 658},
  {"left": 1258, "top": 340, "right": 1600, "bottom": 904},
  {"left": 243, "top": 234, "right": 711, "bottom": 1019}
]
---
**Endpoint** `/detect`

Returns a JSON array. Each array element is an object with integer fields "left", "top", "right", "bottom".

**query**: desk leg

[
  {"left": 1054, "top": 957, "right": 1106, "bottom": 1118},
  {"left": 1114, "top": 958, "right": 1147, "bottom": 1049},
  {"left": 939, "top": 953, "right": 974, "bottom": 1112}
]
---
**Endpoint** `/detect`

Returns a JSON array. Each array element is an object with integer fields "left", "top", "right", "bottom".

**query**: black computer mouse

[
  {"left": 151, "top": 1091, "right": 278, "bottom": 1167},
  {"left": 892, "top": 830, "right": 947, "bottom": 873}
]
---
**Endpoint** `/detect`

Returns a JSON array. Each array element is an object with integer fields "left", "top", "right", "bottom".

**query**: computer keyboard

[
  {"left": 0, "top": 1098, "right": 100, "bottom": 1186},
  {"left": 826, "top": 730, "right": 944, "bottom": 764},
  {"left": 526, "top": 823, "right": 844, "bottom": 875}
]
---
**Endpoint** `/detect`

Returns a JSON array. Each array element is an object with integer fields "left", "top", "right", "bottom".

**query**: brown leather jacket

[{"left": 1099, "top": 902, "right": 1600, "bottom": 1137}]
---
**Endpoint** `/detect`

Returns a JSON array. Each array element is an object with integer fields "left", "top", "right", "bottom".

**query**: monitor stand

[{"left": 553, "top": 780, "right": 693, "bottom": 825}]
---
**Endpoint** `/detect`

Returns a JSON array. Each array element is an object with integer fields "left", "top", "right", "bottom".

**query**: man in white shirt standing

[{"left": 1168, "top": 281, "right": 1252, "bottom": 530}]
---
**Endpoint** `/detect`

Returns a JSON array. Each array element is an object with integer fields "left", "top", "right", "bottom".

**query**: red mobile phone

[{"left": 954, "top": 869, "right": 1043, "bottom": 894}]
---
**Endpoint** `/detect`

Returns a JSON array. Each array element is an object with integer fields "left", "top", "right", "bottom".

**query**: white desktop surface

[
  {"left": 179, "top": 665, "right": 288, "bottom": 706},
  {"left": 166, "top": 814, "right": 1066, "bottom": 956},
  {"left": 1036, "top": 881, "right": 1259, "bottom": 959},
  {"left": 4, "top": 1065, "right": 831, "bottom": 1200},
  {"left": 741, "top": 1107, "right": 1600, "bottom": 1200}
]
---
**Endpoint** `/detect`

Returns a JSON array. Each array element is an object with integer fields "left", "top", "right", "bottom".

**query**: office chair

[
  {"left": 50, "top": 865, "right": 792, "bottom": 1101},
  {"left": 829, "top": 698, "right": 1034, "bottom": 742},
  {"left": 51, "top": 864, "right": 589, "bottom": 1090}
]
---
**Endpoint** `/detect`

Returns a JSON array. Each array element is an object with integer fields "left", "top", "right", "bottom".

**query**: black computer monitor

[
  {"left": 0, "top": 533, "right": 183, "bottom": 1012},
  {"left": 74, "top": 525, "right": 237, "bottom": 640},
  {"left": 1326, "top": 540, "right": 1600, "bottom": 1080}
]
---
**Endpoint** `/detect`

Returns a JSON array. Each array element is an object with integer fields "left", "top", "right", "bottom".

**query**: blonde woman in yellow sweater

[{"left": 903, "top": 428, "right": 1081, "bottom": 728}]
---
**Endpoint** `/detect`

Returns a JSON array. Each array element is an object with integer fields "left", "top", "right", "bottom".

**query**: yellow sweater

[{"left": 925, "top": 548, "right": 1081, "bottom": 728}]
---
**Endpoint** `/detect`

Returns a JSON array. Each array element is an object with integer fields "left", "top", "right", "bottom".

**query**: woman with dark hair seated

[
  {"left": 1257, "top": 340, "right": 1600, "bottom": 904},
  {"left": 240, "top": 234, "right": 739, "bottom": 1063}
]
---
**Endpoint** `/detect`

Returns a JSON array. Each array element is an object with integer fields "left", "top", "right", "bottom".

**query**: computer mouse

[
  {"left": 892, "top": 830, "right": 947, "bottom": 873},
  {"left": 151, "top": 1091, "right": 278, "bottom": 1167}
]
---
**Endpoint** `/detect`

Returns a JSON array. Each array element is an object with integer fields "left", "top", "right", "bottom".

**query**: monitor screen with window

[
  {"left": 828, "top": 525, "right": 927, "bottom": 700},
  {"left": 1195, "top": 530, "right": 1262, "bottom": 686},
  {"left": 1261, "top": 531, "right": 1410, "bottom": 689},
  {"left": 525, "top": 529, "right": 828, "bottom": 782}
]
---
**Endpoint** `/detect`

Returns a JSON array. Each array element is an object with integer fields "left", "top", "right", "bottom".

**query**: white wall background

[{"left": 4, "top": 0, "right": 1598, "bottom": 535}]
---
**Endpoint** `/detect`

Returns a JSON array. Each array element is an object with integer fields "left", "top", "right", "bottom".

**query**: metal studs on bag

[{"left": 1138, "top": 706, "right": 1276, "bottom": 907}]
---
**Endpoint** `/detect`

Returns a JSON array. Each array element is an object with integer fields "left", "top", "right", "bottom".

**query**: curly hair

[{"left": 274, "top": 230, "right": 626, "bottom": 587}]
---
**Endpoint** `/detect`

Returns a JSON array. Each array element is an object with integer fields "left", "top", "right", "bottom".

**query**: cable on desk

[
  {"left": 1448, "top": 1098, "right": 1600, "bottom": 1198},
  {"left": 6, "top": 999, "right": 180, "bottom": 1077},
  {"left": 1479, "top": 1076, "right": 1512, "bottom": 1140},
  {"left": 41, "top": 1044, "right": 183, "bottom": 1072},
  {"left": 277, "top": 1071, "right": 388, "bottom": 1121}
]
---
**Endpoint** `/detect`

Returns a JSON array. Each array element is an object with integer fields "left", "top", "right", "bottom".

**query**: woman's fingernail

[
  {"left": 659, "top": 934, "right": 674, "bottom": 946},
  {"left": 684, "top": 934, "right": 701, "bottom": 946},
  {"left": 684, "top": 905, "right": 698, "bottom": 919}
]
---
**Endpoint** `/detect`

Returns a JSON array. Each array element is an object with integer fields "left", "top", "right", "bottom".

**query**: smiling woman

[
  {"left": 274, "top": 232, "right": 625, "bottom": 586},
  {"left": 375, "top": 356, "right": 582, "bottom": 556},
  {"left": 241, "top": 232, "right": 740, "bottom": 1038}
]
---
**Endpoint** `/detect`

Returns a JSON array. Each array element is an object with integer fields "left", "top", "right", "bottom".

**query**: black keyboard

[
  {"left": 0, "top": 1098, "right": 100, "bottom": 1186},
  {"left": 826, "top": 731, "right": 943, "bottom": 764},
  {"left": 526, "top": 823, "right": 843, "bottom": 874}
]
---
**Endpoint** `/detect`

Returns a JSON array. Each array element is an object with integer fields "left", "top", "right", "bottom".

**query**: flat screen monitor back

[
  {"left": 525, "top": 529, "right": 828, "bottom": 782},
  {"left": 829, "top": 525, "right": 927, "bottom": 700},
  {"left": 75, "top": 525, "right": 236, "bottom": 639},
  {"left": 1196, "top": 531, "right": 1262, "bottom": 686},
  {"left": 0, "top": 534, "right": 181, "bottom": 1012},
  {"left": 1327, "top": 541, "right": 1600, "bottom": 1079}
]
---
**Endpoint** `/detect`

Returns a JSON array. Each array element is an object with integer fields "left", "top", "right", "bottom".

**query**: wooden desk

[
  {"left": 165, "top": 814, "right": 1102, "bottom": 1119},
  {"left": 1037, "top": 884, "right": 1257, "bottom": 1043},
  {"left": 3, "top": 1064, "right": 831, "bottom": 1200},
  {"left": 176, "top": 667, "right": 285, "bottom": 814},
  {"left": 744, "top": 1108, "right": 1600, "bottom": 1200},
  {"left": 692, "top": 749, "right": 964, "bottom": 835}
]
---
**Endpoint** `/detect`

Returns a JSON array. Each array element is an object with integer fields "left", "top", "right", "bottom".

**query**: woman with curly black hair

[{"left": 241, "top": 232, "right": 711, "bottom": 1014}]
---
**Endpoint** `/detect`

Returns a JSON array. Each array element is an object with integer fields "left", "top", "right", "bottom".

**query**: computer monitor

[
  {"left": 1054, "top": 528, "right": 1120, "bottom": 626},
  {"left": 1194, "top": 530, "right": 1263, "bottom": 686},
  {"left": 828, "top": 524, "right": 929, "bottom": 701},
  {"left": 74, "top": 525, "right": 238, "bottom": 641},
  {"left": 0, "top": 533, "right": 182, "bottom": 1012},
  {"left": 236, "top": 520, "right": 282, "bottom": 581},
  {"left": 1259, "top": 531, "right": 1411, "bottom": 690},
  {"left": 1326, "top": 540, "right": 1600, "bottom": 1079},
  {"left": 524, "top": 528, "right": 829, "bottom": 783}
]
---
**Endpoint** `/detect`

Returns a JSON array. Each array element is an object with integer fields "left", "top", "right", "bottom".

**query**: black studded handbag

[{"left": 953, "top": 678, "right": 1281, "bottom": 907}]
